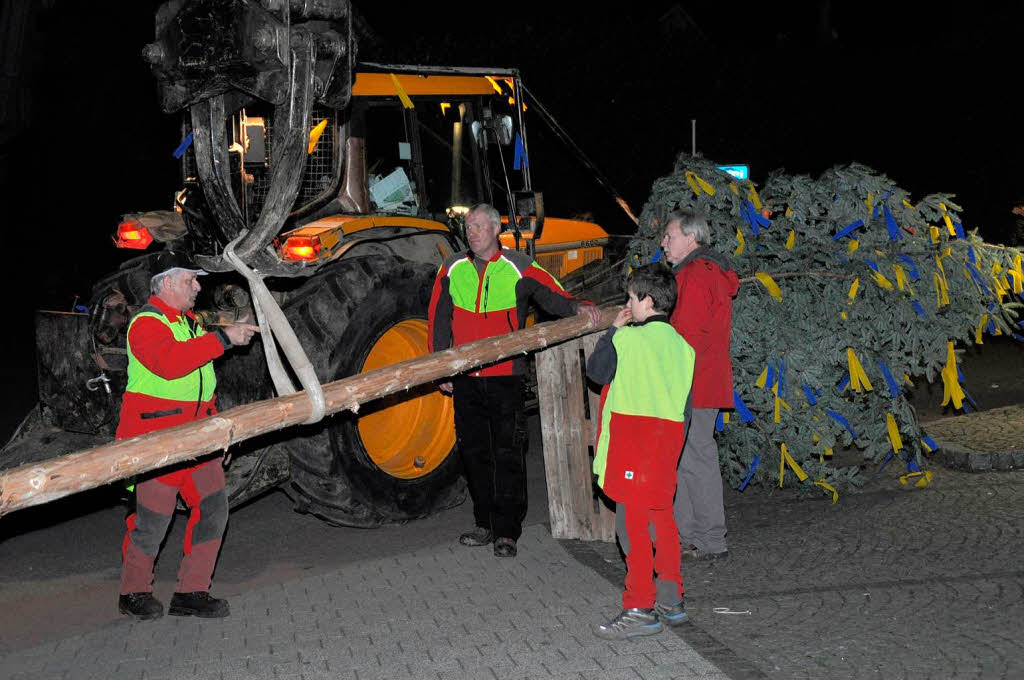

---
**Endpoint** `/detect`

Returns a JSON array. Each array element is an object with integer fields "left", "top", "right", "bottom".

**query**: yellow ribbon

[
  {"left": 786, "top": 230, "right": 795, "bottom": 250},
  {"left": 893, "top": 265, "right": 908, "bottom": 292},
  {"left": 772, "top": 382, "right": 791, "bottom": 424},
  {"left": 871, "top": 272, "right": 894, "bottom": 290},
  {"left": 847, "top": 348, "right": 873, "bottom": 392},
  {"left": 779, "top": 443, "right": 808, "bottom": 487},
  {"left": 389, "top": 74, "right": 415, "bottom": 109},
  {"left": 1011, "top": 253, "right": 1024, "bottom": 294},
  {"left": 940, "top": 341, "right": 965, "bottom": 409},
  {"left": 933, "top": 272, "right": 950, "bottom": 307},
  {"left": 734, "top": 229, "right": 745, "bottom": 256},
  {"left": 975, "top": 313, "right": 988, "bottom": 344},
  {"left": 729, "top": 182, "right": 739, "bottom": 195},
  {"left": 848, "top": 277, "right": 860, "bottom": 302},
  {"left": 899, "top": 470, "right": 933, "bottom": 488},
  {"left": 886, "top": 412, "right": 903, "bottom": 452},
  {"left": 755, "top": 366, "right": 769, "bottom": 388},
  {"left": 722, "top": 412, "right": 730, "bottom": 424},
  {"left": 754, "top": 272, "right": 783, "bottom": 301},
  {"left": 814, "top": 478, "right": 839, "bottom": 504},
  {"left": 848, "top": 239, "right": 860, "bottom": 254},
  {"left": 747, "top": 183, "right": 762, "bottom": 210},
  {"left": 939, "top": 202, "right": 956, "bottom": 236},
  {"left": 308, "top": 119, "right": 329, "bottom": 154},
  {"left": 685, "top": 171, "right": 715, "bottom": 196},
  {"left": 929, "top": 225, "right": 940, "bottom": 243},
  {"left": 785, "top": 206, "right": 793, "bottom": 218},
  {"left": 865, "top": 192, "right": 874, "bottom": 213}
]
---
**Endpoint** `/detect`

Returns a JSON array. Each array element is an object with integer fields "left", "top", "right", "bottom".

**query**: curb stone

[{"left": 930, "top": 441, "right": 1024, "bottom": 472}]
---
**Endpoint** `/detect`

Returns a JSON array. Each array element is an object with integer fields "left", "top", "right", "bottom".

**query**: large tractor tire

[{"left": 280, "top": 255, "right": 464, "bottom": 527}]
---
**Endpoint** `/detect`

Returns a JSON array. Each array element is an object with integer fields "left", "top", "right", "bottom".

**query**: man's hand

[
  {"left": 612, "top": 306, "right": 632, "bottom": 328},
  {"left": 439, "top": 381, "right": 453, "bottom": 395},
  {"left": 224, "top": 322, "right": 260, "bottom": 346},
  {"left": 577, "top": 303, "right": 602, "bottom": 326}
]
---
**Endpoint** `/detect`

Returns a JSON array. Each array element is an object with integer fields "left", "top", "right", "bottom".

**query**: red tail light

[
  {"left": 115, "top": 220, "right": 154, "bottom": 249},
  {"left": 281, "top": 235, "right": 319, "bottom": 261}
]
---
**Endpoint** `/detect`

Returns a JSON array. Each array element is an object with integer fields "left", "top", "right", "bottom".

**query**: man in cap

[{"left": 117, "top": 251, "right": 259, "bottom": 620}]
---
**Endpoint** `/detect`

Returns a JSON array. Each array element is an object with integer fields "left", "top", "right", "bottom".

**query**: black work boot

[
  {"left": 119, "top": 592, "right": 164, "bottom": 620},
  {"left": 168, "top": 591, "right": 230, "bottom": 618}
]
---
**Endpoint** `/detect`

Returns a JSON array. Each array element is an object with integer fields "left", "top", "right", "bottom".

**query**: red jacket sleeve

[{"left": 128, "top": 316, "right": 226, "bottom": 380}]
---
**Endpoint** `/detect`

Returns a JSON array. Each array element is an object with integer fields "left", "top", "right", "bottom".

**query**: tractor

[{"left": 2, "top": 0, "right": 621, "bottom": 527}]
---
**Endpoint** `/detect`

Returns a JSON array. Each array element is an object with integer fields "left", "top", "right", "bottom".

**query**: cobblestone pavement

[
  {"left": 923, "top": 406, "right": 1024, "bottom": 471},
  {"left": 579, "top": 467, "right": 1024, "bottom": 679},
  {"left": 0, "top": 525, "right": 727, "bottom": 680}
]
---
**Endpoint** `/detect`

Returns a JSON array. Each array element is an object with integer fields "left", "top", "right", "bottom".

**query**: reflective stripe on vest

[
  {"left": 125, "top": 311, "right": 217, "bottom": 403},
  {"left": 593, "top": 321, "right": 695, "bottom": 487}
]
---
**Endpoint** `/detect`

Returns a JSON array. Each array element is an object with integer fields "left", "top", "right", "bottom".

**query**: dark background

[{"left": 1, "top": 1, "right": 1021, "bottom": 415}]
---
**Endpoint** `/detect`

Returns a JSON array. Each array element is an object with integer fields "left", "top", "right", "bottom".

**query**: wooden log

[
  {"left": 0, "top": 307, "right": 619, "bottom": 517},
  {"left": 536, "top": 333, "right": 616, "bottom": 542}
]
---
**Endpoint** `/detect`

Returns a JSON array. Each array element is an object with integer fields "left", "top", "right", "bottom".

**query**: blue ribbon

[
  {"left": 733, "top": 391, "right": 755, "bottom": 423},
  {"left": 738, "top": 455, "right": 760, "bottom": 491},
  {"left": 837, "top": 375, "right": 850, "bottom": 392},
  {"left": 883, "top": 204, "right": 903, "bottom": 242},
  {"left": 906, "top": 459, "right": 922, "bottom": 473},
  {"left": 912, "top": 300, "right": 927, "bottom": 318},
  {"left": 739, "top": 202, "right": 761, "bottom": 236},
  {"left": 962, "top": 386, "right": 978, "bottom": 411},
  {"left": 832, "top": 220, "right": 865, "bottom": 241},
  {"left": 513, "top": 133, "right": 527, "bottom": 170},
  {"left": 968, "top": 246, "right": 977, "bottom": 264},
  {"left": 779, "top": 356, "right": 787, "bottom": 398},
  {"left": 1013, "top": 333, "right": 1024, "bottom": 344},
  {"left": 864, "top": 259, "right": 880, "bottom": 272},
  {"left": 896, "top": 254, "right": 920, "bottom": 281},
  {"left": 922, "top": 436, "right": 938, "bottom": 451},
  {"left": 825, "top": 409, "right": 858, "bottom": 439},
  {"left": 715, "top": 412, "right": 724, "bottom": 432},
  {"left": 765, "top": 365, "right": 776, "bottom": 390},
  {"left": 802, "top": 382, "right": 817, "bottom": 405},
  {"left": 650, "top": 249, "right": 662, "bottom": 263},
  {"left": 874, "top": 450, "right": 893, "bottom": 476},
  {"left": 877, "top": 360, "right": 900, "bottom": 397},
  {"left": 954, "top": 221, "right": 965, "bottom": 239},
  {"left": 173, "top": 132, "right": 194, "bottom": 159},
  {"left": 966, "top": 262, "right": 991, "bottom": 295}
]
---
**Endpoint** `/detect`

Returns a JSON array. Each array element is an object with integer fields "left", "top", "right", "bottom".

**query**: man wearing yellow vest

[
  {"left": 428, "top": 203, "right": 601, "bottom": 557},
  {"left": 117, "top": 251, "right": 258, "bottom": 620}
]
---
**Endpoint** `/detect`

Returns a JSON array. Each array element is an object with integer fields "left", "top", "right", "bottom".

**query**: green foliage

[{"left": 628, "top": 154, "right": 1024, "bottom": 493}]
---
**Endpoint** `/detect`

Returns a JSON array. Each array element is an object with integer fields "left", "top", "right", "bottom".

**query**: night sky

[{"left": 2, "top": 1, "right": 1021, "bottom": 399}]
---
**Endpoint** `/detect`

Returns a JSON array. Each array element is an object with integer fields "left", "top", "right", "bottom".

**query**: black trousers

[{"left": 452, "top": 375, "right": 528, "bottom": 541}]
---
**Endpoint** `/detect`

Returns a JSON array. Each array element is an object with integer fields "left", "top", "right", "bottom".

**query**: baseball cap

[{"left": 149, "top": 250, "right": 208, "bottom": 278}]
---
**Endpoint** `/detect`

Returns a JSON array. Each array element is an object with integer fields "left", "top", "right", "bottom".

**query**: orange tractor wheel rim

[{"left": 357, "top": 319, "right": 455, "bottom": 479}]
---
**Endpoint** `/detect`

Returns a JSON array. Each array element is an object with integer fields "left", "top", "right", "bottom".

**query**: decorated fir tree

[{"left": 627, "top": 154, "right": 1024, "bottom": 497}]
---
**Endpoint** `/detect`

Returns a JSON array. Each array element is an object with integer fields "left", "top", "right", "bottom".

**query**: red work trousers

[
  {"left": 621, "top": 502, "right": 683, "bottom": 610},
  {"left": 120, "top": 460, "right": 227, "bottom": 594}
]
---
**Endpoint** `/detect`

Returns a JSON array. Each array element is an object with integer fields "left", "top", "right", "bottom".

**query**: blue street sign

[{"left": 717, "top": 164, "right": 749, "bottom": 180}]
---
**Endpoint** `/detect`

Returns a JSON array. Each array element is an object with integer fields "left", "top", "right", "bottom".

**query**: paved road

[{"left": 1, "top": 413, "right": 1022, "bottom": 678}]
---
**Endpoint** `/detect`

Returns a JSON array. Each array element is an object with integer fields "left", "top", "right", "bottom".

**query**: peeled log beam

[{"left": 0, "top": 306, "right": 617, "bottom": 516}]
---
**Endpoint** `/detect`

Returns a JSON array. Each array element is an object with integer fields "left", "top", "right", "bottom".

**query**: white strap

[{"left": 222, "top": 236, "right": 326, "bottom": 425}]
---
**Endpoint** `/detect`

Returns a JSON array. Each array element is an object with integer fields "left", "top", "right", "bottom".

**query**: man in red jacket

[
  {"left": 660, "top": 209, "right": 739, "bottom": 560},
  {"left": 117, "top": 251, "right": 258, "bottom": 620}
]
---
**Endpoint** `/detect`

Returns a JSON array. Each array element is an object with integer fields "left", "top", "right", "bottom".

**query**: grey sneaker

[
  {"left": 654, "top": 597, "right": 689, "bottom": 626},
  {"left": 593, "top": 608, "right": 663, "bottom": 640},
  {"left": 683, "top": 544, "right": 729, "bottom": 561},
  {"left": 459, "top": 527, "right": 494, "bottom": 546}
]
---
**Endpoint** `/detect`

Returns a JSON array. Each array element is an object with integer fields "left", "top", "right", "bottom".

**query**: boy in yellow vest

[{"left": 586, "top": 264, "right": 695, "bottom": 639}]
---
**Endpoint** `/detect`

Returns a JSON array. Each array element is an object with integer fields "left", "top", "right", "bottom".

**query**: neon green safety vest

[
  {"left": 593, "top": 321, "right": 695, "bottom": 487},
  {"left": 125, "top": 309, "right": 217, "bottom": 404}
]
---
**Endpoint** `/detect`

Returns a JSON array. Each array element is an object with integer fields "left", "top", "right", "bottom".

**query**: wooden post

[
  {"left": 0, "top": 307, "right": 619, "bottom": 517},
  {"left": 536, "top": 332, "right": 616, "bottom": 542}
]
